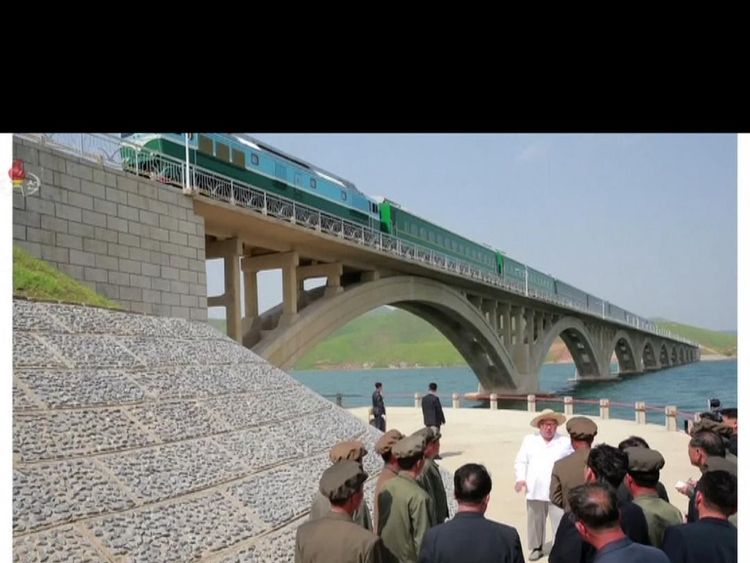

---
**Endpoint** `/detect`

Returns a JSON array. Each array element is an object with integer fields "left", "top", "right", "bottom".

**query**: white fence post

[
  {"left": 527, "top": 394, "right": 536, "bottom": 413},
  {"left": 599, "top": 399, "right": 610, "bottom": 419}
]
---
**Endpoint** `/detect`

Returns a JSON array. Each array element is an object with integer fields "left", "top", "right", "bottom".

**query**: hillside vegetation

[
  {"left": 13, "top": 246, "right": 121, "bottom": 309},
  {"left": 651, "top": 318, "right": 736, "bottom": 356},
  {"left": 292, "top": 310, "right": 736, "bottom": 369},
  {"left": 199, "top": 308, "right": 736, "bottom": 370}
]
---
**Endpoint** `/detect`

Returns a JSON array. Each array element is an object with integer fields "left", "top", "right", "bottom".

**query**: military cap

[
  {"left": 319, "top": 460, "right": 368, "bottom": 503},
  {"left": 691, "top": 418, "right": 734, "bottom": 438},
  {"left": 566, "top": 416, "right": 598, "bottom": 440},
  {"left": 530, "top": 409, "right": 566, "bottom": 428},
  {"left": 414, "top": 426, "right": 441, "bottom": 443},
  {"left": 391, "top": 433, "right": 427, "bottom": 459},
  {"left": 375, "top": 430, "right": 405, "bottom": 455},
  {"left": 329, "top": 440, "right": 367, "bottom": 463},
  {"left": 703, "top": 455, "right": 737, "bottom": 476},
  {"left": 625, "top": 447, "right": 665, "bottom": 473}
]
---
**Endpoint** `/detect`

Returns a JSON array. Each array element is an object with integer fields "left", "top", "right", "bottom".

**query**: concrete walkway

[{"left": 349, "top": 406, "right": 695, "bottom": 562}]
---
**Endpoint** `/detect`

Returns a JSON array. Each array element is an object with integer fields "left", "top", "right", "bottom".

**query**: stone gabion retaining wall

[
  {"left": 12, "top": 299, "right": 455, "bottom": 562},
  {"left": 12, "top": 137, "right": 207, "bottom": 321}
]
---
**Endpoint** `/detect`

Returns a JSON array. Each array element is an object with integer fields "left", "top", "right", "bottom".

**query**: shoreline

[{"left": 293, "top": 355, "right": 736, "bottom": 372}]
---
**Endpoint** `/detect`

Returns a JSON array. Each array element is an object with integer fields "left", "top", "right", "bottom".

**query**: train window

[
  {"left": 216, "top": 142, "right": 230, "bottom": 162},
  {"left": 232, "top": 149, "right": 245, "bottom": 168},
  {"left": 251, "top": 153, "right": 259, "bottom": 165},
  {"left": 420, "top": 227, "right": 426, "bottom": 239},
  {"left": 275, "top": 163, "right": 287, "bottom": 180},
  {"left": 340, "top": 190, "right": 347, "bottom": 201},
  {"left": 371, "top": 203, "right": 378, "bottom": 213},
  {"left": 310, "top": 178, "right": 317, "bottom": 189},
  {"left": 410, "top": 224, "right": 418, "bottom": 235},
  {"left": 198, "top": 135, "right": 213, "bottom": 154}
]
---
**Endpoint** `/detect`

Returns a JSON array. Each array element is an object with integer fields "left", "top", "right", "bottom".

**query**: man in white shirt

[{"left": 514, "top": 408, "right": 573, "bottom": 561}]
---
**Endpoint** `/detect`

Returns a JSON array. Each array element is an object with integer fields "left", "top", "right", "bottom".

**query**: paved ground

[{"left": 349, "top": 406, "right": 695, "bottom": 562}]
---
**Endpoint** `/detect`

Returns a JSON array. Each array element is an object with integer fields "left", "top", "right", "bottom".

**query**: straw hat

[{"left": 530, "top": 408, "right": 566, "bottom": 428}]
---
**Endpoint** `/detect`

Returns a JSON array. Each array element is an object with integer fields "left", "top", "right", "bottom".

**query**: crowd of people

[{"left": 295, "top": 394, "right": 737, "bottom": 563}]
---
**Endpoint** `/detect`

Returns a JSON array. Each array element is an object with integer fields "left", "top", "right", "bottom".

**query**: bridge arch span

[
  {"left": 531, "top": 317, "right": 607, "bottom": 381},
  {"left": 658, "top": 343, "right": 671, "bottom": 368},
  {"left": 640, "top": 339, "right": 659, "bottom": 370},
  {"left": 253, "top": 276, "right": 525, "bottom": 392},
  {"left": 607, "top": 330, "right": 641, "bottom": 374}
]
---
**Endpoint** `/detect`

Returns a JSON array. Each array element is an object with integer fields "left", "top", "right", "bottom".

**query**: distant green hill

[
  {"left": 295, "top": 308, "right": 465, "bottom": 369},
  {"left": 209, "top": 309, "right": 736, "bottom": 368},
  {"left": 13, "top": 246, "right": 121, "bottom": 309},
  {"left": 652, "top": 319, "right": 736, "bottom": 356}
]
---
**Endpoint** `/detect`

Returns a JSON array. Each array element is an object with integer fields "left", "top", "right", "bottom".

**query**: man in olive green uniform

[
  {"left": 550, "top": 416, "right": 598, "bottom": 511},
  {"left": 624, "top": 447, "right": 683, "bottom": 547},
  {"left": 378, "top": 433, "right": 434, "bottom": 563},
  {"left": 295, "top": 460, "right": 386, "bottom": 563},
  {"left": 373, "top": 429, "right": 405, "bottom": 531},
  {"left": 415, "top": 427, "right": 449, "bottom": 524},
  {"left": 309, "top": 440, "right": 373, "bottom": 530}
]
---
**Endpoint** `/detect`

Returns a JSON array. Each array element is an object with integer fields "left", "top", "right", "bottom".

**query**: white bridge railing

[{"left": 16, "top": 133, "right": 697, "bottom": 347}]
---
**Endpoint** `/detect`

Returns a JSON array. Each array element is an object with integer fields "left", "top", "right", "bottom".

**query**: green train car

[
  {"left": 119, "top": 133, "right": 654, "bottom": 331},
  {"left": 121, "top": 133, "right": 381, "bottom": 229},
  {"left": 380, "top": 199, "right": 502, "bottom": 274}
]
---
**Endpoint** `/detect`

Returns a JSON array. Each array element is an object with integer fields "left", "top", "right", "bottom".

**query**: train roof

[{"left": 227, "top": 133, "right": 364, "bottom": 195}]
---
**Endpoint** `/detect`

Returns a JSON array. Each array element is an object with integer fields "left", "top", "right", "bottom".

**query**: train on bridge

[{"left": 121, "top": 133, "right": 647, "bottom": 327}]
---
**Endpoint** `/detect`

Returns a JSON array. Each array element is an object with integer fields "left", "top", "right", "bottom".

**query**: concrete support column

[
  {"left": 665, "top": 405, "right": 677, "bottom": 431},
  {"left": 297, "top": 262, "right": 343, "bottom": 298},
  {"left": 243, "top": 269, "right": 258, "bottom": 320},
  {"left": 599, "top": 399, "right": 610, "bottom": 419},
  {"left": 526, "top": 309, "right": 534, "bottom": 345},
  {"left": 488, "top": 301, "right": 498, "bottom": 331},
  {"left": 224, "top": 254, "right": 242, "bottom": 342},
  {"left": 511, "top": 307, "right": 529, "bottom": 374},
  {"left": 527, "top": 394, "right": 536, "bottom": 412},
  {"left": 452, "top": 392, "right": 461, "bottom": 409},
  {"left": 414, "top": 393, "right": 422, "bottom": 409},
  {"left": 206, "top": 237, "right": 243, "bottom": 343},
  {"left": 502, "top": 303, "right": 512, "bottom": 346},
  {"left": 244, "top": 251, "right": 300, "bottom": 327},
  {"left": 281, "top": 259, "right": 299, "bottom": 326}
]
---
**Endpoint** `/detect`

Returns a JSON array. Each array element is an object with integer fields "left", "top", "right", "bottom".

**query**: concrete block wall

[{"left": 12, "top": 136, "right": 207, "bottom": 321}]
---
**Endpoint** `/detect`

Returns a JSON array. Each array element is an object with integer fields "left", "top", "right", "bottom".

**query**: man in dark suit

[
  {"left": 418, "top": 463, "right": 524, "bottom": 563},
  {"left": 661, "top": 470, "right": 737, "bottom": 563},
  {"left": 372, "top": 382, "right": 386, "bottom": 431},
  {"left": 421, "top": 382, "right": 446, "bottom": 432},
  {"left": 567, "top": 484, "right": 668, "bottom": 563}
]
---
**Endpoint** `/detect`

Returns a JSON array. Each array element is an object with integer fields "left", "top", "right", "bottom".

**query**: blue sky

[{"left": 207, "top": 134, "right": 737, "bottom": 331}]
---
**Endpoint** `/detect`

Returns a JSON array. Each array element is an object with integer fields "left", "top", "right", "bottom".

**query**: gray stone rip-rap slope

[{"left": 13, "top": 299, "right": 456, "bottom": 562}]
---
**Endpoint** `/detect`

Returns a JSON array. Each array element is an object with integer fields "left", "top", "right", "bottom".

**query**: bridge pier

[{"left": 206, "top": 237, "right": 243, "bottom": 343}]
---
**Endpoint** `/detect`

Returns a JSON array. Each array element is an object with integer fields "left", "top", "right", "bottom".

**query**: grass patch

[{"left": 13, "top": 246, "right": 121, "bottom": 309}]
